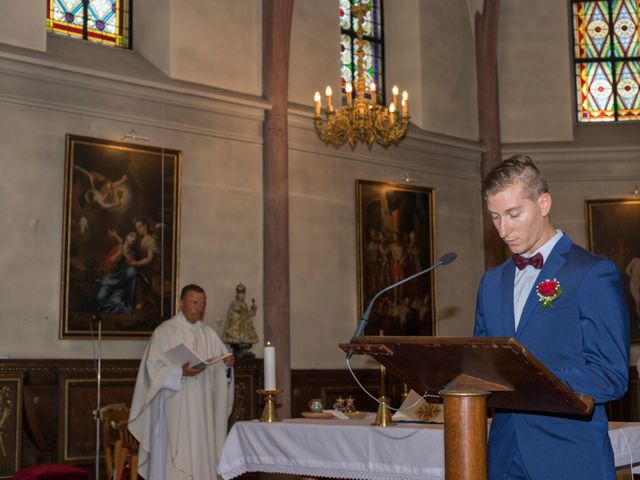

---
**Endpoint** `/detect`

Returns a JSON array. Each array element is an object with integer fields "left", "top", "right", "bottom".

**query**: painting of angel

[{"left": 60, "top": 135, "right": 181, "bottom": 338}]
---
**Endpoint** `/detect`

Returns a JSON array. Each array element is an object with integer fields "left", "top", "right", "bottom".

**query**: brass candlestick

[
  {"left": 372, "top": 395, "right": 395, "bottom": 427},
  {"left": 257, "top": 389, "right": 282, "bottom": 422},
  {"left": 401, "top": 382, "right": 410, "bottom": 402},
  {"left": 372, "top": 350, "right": 395, "bottom": 427}
]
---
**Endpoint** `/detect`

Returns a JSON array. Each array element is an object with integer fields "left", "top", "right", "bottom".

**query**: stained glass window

[
  {"left": 572, "top": 0, "right": 640, "bottom": 122},
  {"left": 340, "top": 0, "right": 385, "bottom": 104},
  {"left": 46, "top": 0, "right": 131, "bottom": 49}
]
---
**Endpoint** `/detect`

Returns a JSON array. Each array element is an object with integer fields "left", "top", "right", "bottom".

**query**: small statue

[{"left": 222, "top": 283, "right": 258, "bottom": 358}]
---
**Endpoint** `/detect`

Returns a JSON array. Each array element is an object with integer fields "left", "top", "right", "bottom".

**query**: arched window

[
  {"left": 339, "top": 0, "right": 385, "bottom": 104},
  {"left": 572, "top": 0, "right": 640, "bottom": 122},
  {"left": 46, "top": 0, "right": 131, "bottom": 49}
]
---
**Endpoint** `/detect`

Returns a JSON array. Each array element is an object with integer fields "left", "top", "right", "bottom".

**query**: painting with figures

[
  {"left": 356, "top": 180, "right": 436, "bottom": 336},
  {"left": 60, "top": 135, "right": 181, "bottom": 338},
  {"left": 586, "top": 198, "right": 640, "bottom": 342}
]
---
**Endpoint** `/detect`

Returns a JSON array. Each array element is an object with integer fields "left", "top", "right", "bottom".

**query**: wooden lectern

[{"left": 340, "top": 336, "right": 593, "bottom": 480}]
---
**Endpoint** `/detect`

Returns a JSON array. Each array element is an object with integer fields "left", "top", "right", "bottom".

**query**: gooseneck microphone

[{"left": 346, "top": 251, "right": 458, "bottom": 359}]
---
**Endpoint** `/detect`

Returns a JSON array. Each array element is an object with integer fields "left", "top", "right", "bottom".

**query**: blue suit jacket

[{"left": 474, "top": 234, "right": 629, "bottom": 480}]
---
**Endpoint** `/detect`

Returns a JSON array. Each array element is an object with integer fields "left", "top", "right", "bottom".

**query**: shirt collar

[
  {"left": 526, "top": 229, "right": 563, "bottom": 263},
  {"left": 177, "top": 311, "right": 201, "bottom": 331}
]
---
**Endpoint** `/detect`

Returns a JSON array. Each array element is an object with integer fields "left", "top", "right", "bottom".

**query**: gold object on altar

[
  {"left": 372, "top": 342, "right": 395, "bottom": 426},
  {"left": 372, "top": 396, "right": 395, "bottom": 427},
  {"left": 258, "top": 389, "right": 282, "bottom": 423},
  {"left": 401, "top": 383, "right": 410, "bottom": 402},
  {"left": 301, "top": 411, "right": 334, "bottom": 419},
  {"left": 313, "top": 1, "right": 409, "bottom": 149}
]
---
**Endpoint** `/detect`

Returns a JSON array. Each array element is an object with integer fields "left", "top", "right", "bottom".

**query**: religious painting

[
  {"left": 356, "top": 180, "right": 436, "bottom": 336},
  {"left": 60, "top": 376, "right": 136, "bottom": 461},
  {"left": 60, "top": 134, "right": 181, "bottom": 338},
  {"left": 585, "top": 198, "right": 640, "bottom": 342},
  {"left": 0, "top": 377, "right": 22, "bottom": 479}
]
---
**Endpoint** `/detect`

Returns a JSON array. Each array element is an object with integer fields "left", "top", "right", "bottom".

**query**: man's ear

[{"left": 538, "top": 192, "right": 552, "bottom": 217}]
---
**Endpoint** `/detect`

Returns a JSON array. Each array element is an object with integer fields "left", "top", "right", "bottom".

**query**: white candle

[
  {"left": 314, "top": 91, "right": 321, "bottom": 117},
  {"left": 264, "top": 342, "right": 276, "bottom": 390},
  {"left": 325, "top": 86, "right": 333, "bottom": 113},
  {"left": 402, "top": 91, "right": 409, "bottom": 117},
  {"left": 345, "top": 82, "right": 353, "bottom": 106}
]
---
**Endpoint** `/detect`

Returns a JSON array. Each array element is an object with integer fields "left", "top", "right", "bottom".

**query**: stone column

[
  {"left": 475, "top": 0, "right": 506, "bottom": 269},
  {"left": 262, "top": 0, "right": 294, "bottom": 417}
]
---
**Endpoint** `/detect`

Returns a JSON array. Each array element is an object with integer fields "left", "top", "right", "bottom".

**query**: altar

[{"left": 218, "top": 414, "right": 640, "bottom": 480}]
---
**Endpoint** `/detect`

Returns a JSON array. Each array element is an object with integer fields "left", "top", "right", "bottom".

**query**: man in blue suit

[{"left": 474, "top": 155, "right": 629, "bottom": 479}]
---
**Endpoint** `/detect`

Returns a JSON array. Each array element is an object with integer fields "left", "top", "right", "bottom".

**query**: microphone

[{"left": 346, "top": 251, "right": 458, "bottom": 359}]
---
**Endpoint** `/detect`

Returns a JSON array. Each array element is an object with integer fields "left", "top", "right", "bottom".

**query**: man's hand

[
  {"left": 224, "top": 355, "right": 235, "bottom": 367},
  {"left": 182, "top": 362, "right": 205, "bottom": 377}
]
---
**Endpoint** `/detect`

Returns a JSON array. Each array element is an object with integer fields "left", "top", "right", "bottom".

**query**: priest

[{"left": 128, "top": 284, "right": 235, "bottom": 480}]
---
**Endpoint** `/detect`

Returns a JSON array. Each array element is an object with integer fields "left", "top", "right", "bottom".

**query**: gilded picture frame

[
  {"left": 60, "top": 134, "right": 181, "bottom": 338},
  {"left": 0, "top": 377, "right": 22, "bottom": 479},
  {"left": 356, "top": 180, "right": 436, "bottom": 336},
  {"left": 585, "top": 198, "right": 640, "bottom": 342}
]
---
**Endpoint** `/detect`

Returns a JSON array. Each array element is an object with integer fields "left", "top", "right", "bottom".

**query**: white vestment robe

[{"left": 128, "top": 312, "right": 234, "bottom": 480}]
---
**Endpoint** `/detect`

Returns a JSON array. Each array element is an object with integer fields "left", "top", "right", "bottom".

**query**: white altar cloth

[{"left": 218, "top": 415, "right": 640, "bottom": 480}]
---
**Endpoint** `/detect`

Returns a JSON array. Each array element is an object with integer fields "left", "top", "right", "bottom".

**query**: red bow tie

[{"left": 512, "top": 252, "right": 544, "bottom": 270}]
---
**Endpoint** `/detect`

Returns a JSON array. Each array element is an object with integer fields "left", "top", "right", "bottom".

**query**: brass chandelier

[{"left": 313, "top": 2, "right": 409, "bottom": 150}]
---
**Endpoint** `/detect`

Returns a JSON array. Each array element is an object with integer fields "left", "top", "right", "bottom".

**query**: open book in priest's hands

[{"left": 164, "top": 343, "right": 232, "bottom": 369}]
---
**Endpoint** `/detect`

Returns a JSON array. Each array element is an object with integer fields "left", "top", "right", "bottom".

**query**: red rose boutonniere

[{"left": 536, "top": 278, "right": 562, "bottom": 309}]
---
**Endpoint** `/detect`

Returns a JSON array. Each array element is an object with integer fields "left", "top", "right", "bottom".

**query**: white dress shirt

[{"left": 513, "top": 229, "right": 563, "bottom": 329}]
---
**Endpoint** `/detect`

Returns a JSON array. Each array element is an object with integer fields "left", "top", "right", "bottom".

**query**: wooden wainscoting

[
  {"left": 0, "top": 357, "right": 262, "bottom": 474},
  {"left": 0, "top": 359, "right": 139, "bottom": 469}
]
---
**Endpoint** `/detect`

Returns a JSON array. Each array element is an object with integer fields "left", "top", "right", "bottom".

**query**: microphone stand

[
  {"left": 347, "top": 252, "right": 457, "bottom": 359},
  {"left": 93, "top": 313, "right": 102, "bottom": 480}
]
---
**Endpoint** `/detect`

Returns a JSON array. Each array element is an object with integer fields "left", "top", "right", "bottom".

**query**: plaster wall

[
  {"left": 289, "top": 1, "right": 340, "bottom": 108},
  {"left": 384, "top": 0, "right": 425, "bottom": 128},
  {"left": 0, "top": 0, "right": 46, "bottom": 52},
  {"left": 419, "top": 0, "right": 479, "bottom": 140},
  {"left": 167, "top": 0, "right": 262, "bottom": 95},
  {"left": 133, "top": 0, "right": 171, "bottom": 76},
  {"left": 287, "top": 118, "right": 485, "bottom": 369},
  {"left": 0, "top": 49, "right": 265, "bottom": 360},
  {"left": 289, "top": 0, "right": 477, "bottom": 139},
  {"left": 498, "top": 0, "right": 574, "bottom": 142},
  {"left": 0, "top": 35, "right": 486, "bottom": 367}
]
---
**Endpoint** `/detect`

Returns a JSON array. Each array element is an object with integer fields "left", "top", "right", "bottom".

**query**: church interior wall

[
  {"left": 498, "top": 0, "right": 575, "bottom": 143},
  {"left": 166, "top": 0, "right": 262, "bottom": 95},
  {"left": 0, "top": 1, "right": 638, "bottom": 369},
  {"left": 132, "top": 0, "right": 171, "bottom": 76},
  {"left": 287, "top": 108, "right": 484, "bottom": 369},
  {"left": 417, "top": 0, "right": 479, "bottom": 140},
  {"left": 0, "top": 46, "right": 266, "bottom": 359},
  {"left": 0, "top": 1, "right": 46, "bottom": 52}
]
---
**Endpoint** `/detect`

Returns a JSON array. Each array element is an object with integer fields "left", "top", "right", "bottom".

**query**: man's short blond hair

[{"left": 481, "top": 154, "right": 548, "bottom": 201}]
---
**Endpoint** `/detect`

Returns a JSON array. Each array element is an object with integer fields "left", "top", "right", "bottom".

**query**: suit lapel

[
  {"left": 500, "top": 263, "right": 517, "bottom": 337},
  {"left": 515, "top": 235, "right": 572, "bottom": 338}
]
